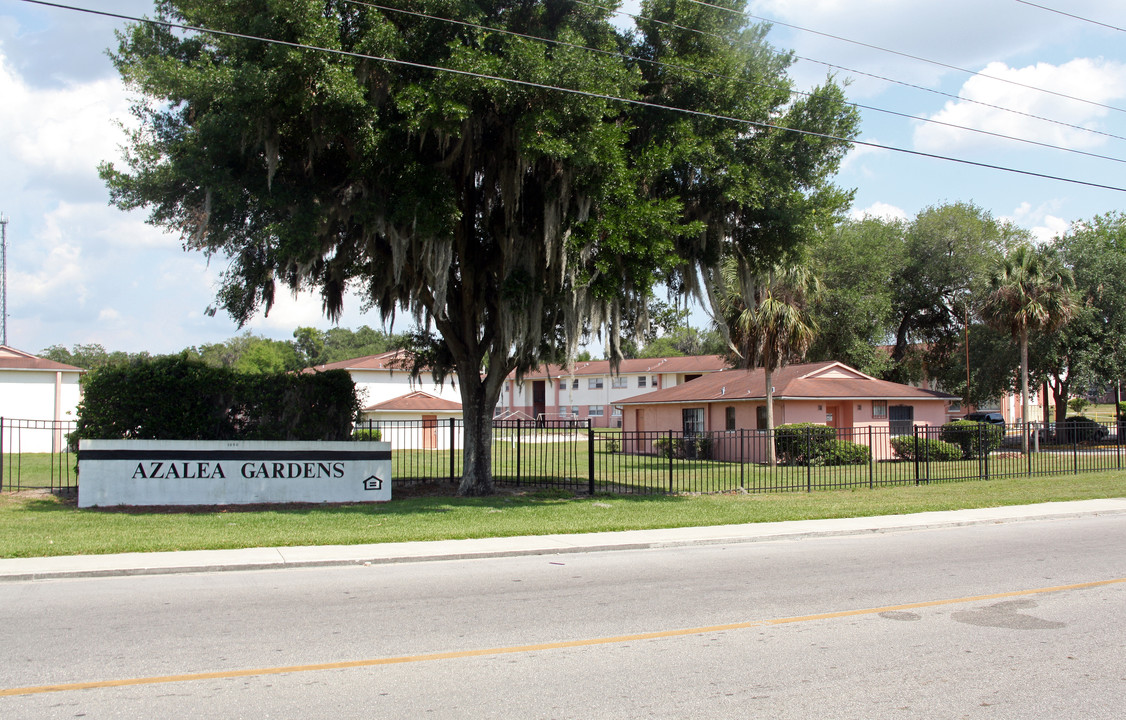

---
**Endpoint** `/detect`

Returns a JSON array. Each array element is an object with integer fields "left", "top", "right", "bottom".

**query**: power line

[
  {"left": 1014, "top": 0, "right": 1125, "bottom": 32},
  {"left": 681, "top": 0, "right": 1126, "bottom": 114},
  {"left": 351, "top": 0, "right": 1126, "bottom": 164},
  {"left": 576, "top": 0, "right": 1126, "bottom": 146},
  {"left": 16, "top": 0, "right": 1126, "bottom": 194}
]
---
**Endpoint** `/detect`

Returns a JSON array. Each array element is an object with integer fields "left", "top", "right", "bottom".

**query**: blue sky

[{"left": 1, "top": 0, "right": 1124, "bottom": 356}]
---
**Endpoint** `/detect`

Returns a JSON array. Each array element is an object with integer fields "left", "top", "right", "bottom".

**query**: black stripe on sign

[{"left": 78, "top": 450, "right": 392, "bottom": 461}]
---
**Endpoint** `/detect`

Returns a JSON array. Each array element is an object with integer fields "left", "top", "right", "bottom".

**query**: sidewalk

[{"left": 3, "top": 498, "right": 1124, "bottom": 582}]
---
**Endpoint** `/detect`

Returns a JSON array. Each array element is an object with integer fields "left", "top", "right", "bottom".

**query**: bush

[
  {"left": 353, "top": 428, "right": 383, "bottom": 442},
  {"left": 939, "top": 420, "right": 1003, "bottom": 459},
  {"left": 1058, "top": 415, "right": 1108, "bottom": 444},
  {"left": 774, "top": 423, "right": 835, "bottom": 465},
  {"left": 603, "top": 438, "right": 621, "bottom": 453},
  {"left": 817, "top": 439, "right": 871, "bottom": 466},
  {"left": 890, "top": 435, "right": 963, "bottom": 462},
  {"left": 652, "top": 434, "right": 712, "bottom": 460},
  {"left": 76, "top": 356, "right": 360, "bottom": 442}
]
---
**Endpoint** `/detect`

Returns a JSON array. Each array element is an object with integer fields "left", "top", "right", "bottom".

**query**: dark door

[{"left": 532, "top": 380, "right": 546, "bottom": 423}]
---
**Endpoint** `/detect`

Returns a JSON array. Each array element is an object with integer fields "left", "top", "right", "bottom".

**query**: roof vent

[{"left": 721, "top": 387, "right": 726, "bottom": 395}]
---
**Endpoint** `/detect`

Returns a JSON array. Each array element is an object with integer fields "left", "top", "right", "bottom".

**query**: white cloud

[
  {"left": 913, "top": 59, "right": 1126, "bottom": 153},
  {"left": 1004, "top": 201, "right": 1071, "bottom": 244},
  {"left": 0, "top": 49, "right": 134, "bottom": 180},
  {"left": 849, "top": 201, "right": 908, "bottom": 222}
]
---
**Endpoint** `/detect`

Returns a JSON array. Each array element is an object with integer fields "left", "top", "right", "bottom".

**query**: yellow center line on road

[{"left": 3, "top": 576, "right": 1122, "bottom": 698}]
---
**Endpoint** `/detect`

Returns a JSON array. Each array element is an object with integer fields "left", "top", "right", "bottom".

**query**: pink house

[{"left": 617, "top": 361, "right": 958, "bottom": 462}]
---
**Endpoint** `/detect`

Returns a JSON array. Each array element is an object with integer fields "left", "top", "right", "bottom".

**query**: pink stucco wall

[{"left": 622, "top": 398, "right": 951, "bottom": 463}]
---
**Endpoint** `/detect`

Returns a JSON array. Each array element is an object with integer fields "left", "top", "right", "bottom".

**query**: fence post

[
  {"left": 867, "top": 425, "right": 874, "bottom": 490},
  {"left": 0, "top": 417, "right": 4, "bottom": 493},
  {"left": 1027, "top": 422, "right": 1033, "bottom": 477},
  {"left": 739, "top": 428, "right": 745, "bottom": 490},
  {"left": 1073, "top": 426, "right": 1079, "bottom": 475},
  {"left": 588, "top": 420, "right": 595, "bottom": 495},
  {"left": 982, "top": 423, "right": 990, "bottom": 480},
  {"left": 450, "top": 419, "right": 456, "bottom": 482},
  {"left": 515, "top": 421, "right": 522, "bottom": 487},
  {"left": 668, "top": 433, "right": 674, "bottom": 494},
  {"left": 1118, "top": 416, "right": 1122, "bottom": 470},
  {"left": 913, "top": 425, "right": 920, "bottom": 485},
  {"left": 805, "top": 427, "right": 812, "bottom": 493}
]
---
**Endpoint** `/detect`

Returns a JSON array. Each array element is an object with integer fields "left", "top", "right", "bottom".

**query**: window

[
  {"left": 872, "top": 400, "right": 887, "bottom": 418},
  {"left": 756, "top": 405, "right": 768, "bottom": 430},
  {"left": 572, "top": 406, "right": 582, "bottom": 417},
  {"left": 682, "top": 408, "right": 705, "bottom": 436},
  {"left": 589, "top": 405, "right": 604, "bottom": 417},
  {"left": 638, "top": 376, "right": 647, "bottom": 388},
  {"left": 611, "top": 405, "right": 622, "bottom": 417},
  {"left": 947, "top": 401, "right": 962, "bottom": 414},
  {"left": 571, "top": 379, "right": 578, "bottom": 390},
  {"left": 725, "top": 406, "right": 736, "bottom": 431},
  {"left": 588, "top": 378, "right": 604, "bottom": 389},
  {"left": 889, "top": 405, "right": 914, "bottom": 436},
  {"left": 611, "top": 377, "right": 628, "bottom": 389}
]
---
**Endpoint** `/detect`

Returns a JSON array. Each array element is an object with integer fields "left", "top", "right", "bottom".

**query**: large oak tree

[{"left": 101, "top": 0, "right": 858, "bottom": 494}]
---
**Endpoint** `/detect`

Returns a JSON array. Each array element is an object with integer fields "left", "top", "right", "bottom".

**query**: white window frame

[
  {"left": 611, "top": 377, "right": 628, "bottom": 389},
  {"left": 872, "top": 400, "right": 888, "bottom": 418},
  {"left": 588, "top": 405, "right": 604, "bottom": 417},
  {"left": 588, "top": 378, "right": 604, "bottom": 389}
]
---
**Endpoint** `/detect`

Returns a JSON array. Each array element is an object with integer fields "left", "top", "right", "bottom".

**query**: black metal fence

[
  {"left": 0, "top": 417, "right": 78, "bottom": 493},
  {"left": 4, "top": 416, "right": 1119, "bottom": 497},
  {"left": 353, "top": 417, "right": 1123, "bottom": 495}
]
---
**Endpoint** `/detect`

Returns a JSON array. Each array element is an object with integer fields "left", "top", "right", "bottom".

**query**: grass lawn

[{"left": 1, "top": 469, "right": 1123, "bottom": 559}]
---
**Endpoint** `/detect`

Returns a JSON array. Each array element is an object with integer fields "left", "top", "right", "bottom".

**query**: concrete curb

[{"left": 3, "top": 499, "right": 1124, "bottom": 582}]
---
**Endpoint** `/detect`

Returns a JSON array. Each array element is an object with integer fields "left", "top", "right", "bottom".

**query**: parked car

[{"left": 964, "top": 412, "right": 1005, "bottom": 425}]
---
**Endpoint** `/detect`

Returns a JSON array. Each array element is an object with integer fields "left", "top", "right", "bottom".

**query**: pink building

[{"left": 617, "top": 361, "right": 958, "bottom": 462}]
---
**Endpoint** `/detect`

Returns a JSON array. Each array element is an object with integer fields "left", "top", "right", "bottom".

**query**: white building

[
  {"left": 497, "top": 356, "right": 731, "bottom": 427},
  {"left": 0, "top": 346, "right": 84, "bottom": 453}
]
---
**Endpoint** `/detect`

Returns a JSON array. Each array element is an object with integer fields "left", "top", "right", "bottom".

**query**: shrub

[
  {"left": 774, "top": 423, "right": 835, "bottom": 465},
  {"left": 353, "top": 428, "right": 383, "bottom": 442},
  {"left": 652, "top": 434, "right": 712, "bottom": 460},
  {"left": 939, "top": 420, "right": 1003, "bottom": 459},
  {"left": 817, "top": 439, "right": 871, "bottom": 466},
  {"left": 1067, "top": 397, "right": 1091, "bottom": 415},
  {"left": 1058, "top": 415, "right": 1108, "bottom": 444},
  {"left": 603, "top": 438, "right": 621, "bottom": 454},
  {"left": 890, "top": 435, "right": 963, "bottom": 462},
  {"left": 76, "top": 356, "right": 360, "bottom": 442}
]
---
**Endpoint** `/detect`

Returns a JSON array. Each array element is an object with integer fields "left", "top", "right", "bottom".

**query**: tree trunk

[
  {"left": 765, "top": 366, "right": 776, "bottom": 468},
  {"left": 455, "top": 360, "right": 505, "bottom": 496},
  {"left": 1020, "top": 329, "right": 1030, "bottom": 455}
]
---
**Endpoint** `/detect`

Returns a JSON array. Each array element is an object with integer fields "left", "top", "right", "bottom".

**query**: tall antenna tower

[{"left": 0, "top": 213, "right": 7, "bottom": 347}]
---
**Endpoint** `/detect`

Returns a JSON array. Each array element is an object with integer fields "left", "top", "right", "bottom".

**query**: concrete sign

[{"left": 78, "top": 439, "right": 391, "bottom": 507}]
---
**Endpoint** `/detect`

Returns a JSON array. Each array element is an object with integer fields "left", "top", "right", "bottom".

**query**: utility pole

[{"left": 0, "top": 213, "right": 7, "bottom": 347}]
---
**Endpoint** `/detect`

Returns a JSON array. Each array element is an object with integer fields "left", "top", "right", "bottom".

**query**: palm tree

[
  {"left": 981, "top": 246, "right": 1075, "bottom": 454},
  {"left": 719, "top": 257, "right": 820, "bottom": 467}
]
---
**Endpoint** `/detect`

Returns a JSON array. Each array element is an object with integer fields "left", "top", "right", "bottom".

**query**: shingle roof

[
  {"left": 305, "top": 349, "right": 413, "bottom": 373},
  {"left": 616, "top": 361, "right": 958, "bottom": 405},
  {"left": 0, "top": 346, "right": 84, "bottom": 373},
  {"left": 514, "top": 355, "right": 729, "bottom": 380},
  {"left": 364, "top": 391, "right": 462, "bottom": 412}
]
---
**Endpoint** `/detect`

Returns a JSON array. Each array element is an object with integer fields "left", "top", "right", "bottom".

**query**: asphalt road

[{"left": 1, "top": 514, "right": 1123, "bottom": 718}]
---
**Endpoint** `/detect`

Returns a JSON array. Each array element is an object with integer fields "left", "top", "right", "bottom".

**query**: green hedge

[
  {"left": 816, "top": 439, "right": 871, "bottom": 466},
  {"left": 76, "top": 356, "right": 360, "bottom": 441},
  {"left": 774, "top": 423, "right": 836, "bottom": 465},
  {"left": 939, "top": 420, "right": 1003, "bottom": 459},
  {"left": 890, "top": 436, "right": 963, "bottom": 462}
]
